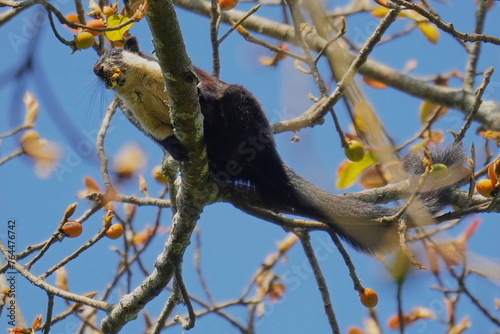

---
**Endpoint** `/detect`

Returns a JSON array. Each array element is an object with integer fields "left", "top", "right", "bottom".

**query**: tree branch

[{"left": 100, "top": 0, "right": 214, "bottom": 331}]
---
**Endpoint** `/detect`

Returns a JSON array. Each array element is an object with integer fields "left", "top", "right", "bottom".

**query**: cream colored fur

[{"left": 113, "top": 51, "right": 174, "bottom": 140}]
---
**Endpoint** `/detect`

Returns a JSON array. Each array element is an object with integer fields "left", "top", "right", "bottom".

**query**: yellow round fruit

[
  {"left": 477, "top": 178, "right": 496, "bottom": 198},
  {"left": 429, "top": 163, "right": 449, "bottom": 180},
  {"left": 344, "top": 140, "right": 365, "bottom": 162},
  {"left": 219, "top": 0, "right": 238, "bottom": 10},
  {"left": 62, "top": 221, "right": 83, "bottom": 238},
  {"left": 359, "top": 288, "right": 378, "bottom": 308},
  {"left": 106, "top": 224, "right": 124, "bottom": 239},
  {"left": 74, "top": 31, "right": 94, "bottom": 49}
]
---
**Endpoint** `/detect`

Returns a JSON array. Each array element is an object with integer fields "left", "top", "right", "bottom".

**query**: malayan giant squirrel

[{"left": 93, "top": 37, "right": 467, "bottom": 253}]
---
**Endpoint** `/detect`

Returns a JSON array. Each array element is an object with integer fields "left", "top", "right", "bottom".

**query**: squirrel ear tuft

[{"left": 123, "top": 36, "right": 140, "bottom": 53}]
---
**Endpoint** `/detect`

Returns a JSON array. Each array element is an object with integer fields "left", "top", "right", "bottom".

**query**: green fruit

[
  {"left": 429, "top": 163, "right": 448, "bottom": 180},
  {"left": 74, "top": 31, "right": 94, "bottom": 49},
  {"left": 344, "top": 140, "right": 365, "bottom": 162}
]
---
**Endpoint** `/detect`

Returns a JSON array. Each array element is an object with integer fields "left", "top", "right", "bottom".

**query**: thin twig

[
  {"left": 234, "top": 23, "right": 307, "bottom": 63},
  {"left": 0, "top": 237, "right": 110, "bottom": 310},
  {"left": 173, "top": 265, "right": 196, "bottom": 329},
  {"left": 455, "top": 67, "right": 494, "bottom": 143},
  {"left": 398, "top": 219, "right": 425, "bottom": 269},
  {"left": 396, "top": 281, "right": 405, "bottom": 334},
  {"left": 218, "top": 4, "right": 262, "bottom": 45},
  {"left": 314, "top": 19, "right": 346, "bottom": 64},
  {"left": 396, "top": 105, "right": 445, "bottom": 152},
  {"left": 42, "top": 293, "right": 54, "bottom": 334},
  {"left": 450, "top": 266, "right": 500, "bottom": 327},
  {"left": 0, "top": 124, "right": 33, "bottom": 139},
  {"left": 273, "top": 6, "right": 402, "bottom": 133},
  {"left": 210, "top": 0, "right": 221, "bottom": 77},
  {"left": 151, "top": 289, "right": 180, "bottom": 334},
  {"left": 194, "top": 229, "right": 215, "bottom": 305},
  {"left": 391, "top": 0, "right": 500, "bottom": 46},
  {"left": 297, "top": 231, "right": 340, "bottom": 334},
  {"left": 327, "top": 231, "right": 363, "bottom": 293},
  {"left": 24, "top": 213, "right": 70, "bottom": 271},
  {"left": 39, "top": 226, "right": 110, "bottom": 280},
  {"left": 378, "top": 170, "right": 430, "bottom": 224},
  {"left": 463, "top": 0, "right": 487, "bottom": 91},
  {"left": 96, "top": 98, "right": 118, "bottom": 191},
  {"left": 0, "top": 148, "right": 24, "bottom": 166},
  {"left": 286, "top": 0, "right": 328, "bottom": 96}
]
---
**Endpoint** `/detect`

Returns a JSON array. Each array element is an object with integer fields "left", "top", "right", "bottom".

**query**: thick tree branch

[{"left": 100, "top": 0, "right": 213, "bottom": 332}]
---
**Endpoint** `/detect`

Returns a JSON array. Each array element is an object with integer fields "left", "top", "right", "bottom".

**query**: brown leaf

[
  {"left": 77, "top": 176, "right": 101, "bottom": 198},
  {"left": 32, "top": 314, "right": 43, "bottom": 330},
  {"left": 268, "top": 283, "right": 285, "bottom": 303},
  {"left": 359, "top": 166, "right": 388, "bottom": 189}
]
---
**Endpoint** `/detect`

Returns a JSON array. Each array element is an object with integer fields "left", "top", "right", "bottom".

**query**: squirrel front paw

[{"left": 157, "top": 135, "right": 189, "bottom": 162}]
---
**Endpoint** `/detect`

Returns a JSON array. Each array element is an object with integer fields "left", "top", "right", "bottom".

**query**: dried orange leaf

[
  {"left": 362, "top": 76, "right": 387, "bottom": 89},
  {"left": 258, "top": 56, "right": 278, "bottom": 67},
  {"left": 371, "top": 7, "right": 390, "bottom": 18},
  {"left": 139, "top": 174, "right": 148, "bottom": 196},
  {"left": 77, "top": 176, "right": 101, "bottom": 198},
  {"left": 277, "top": 233, "right": 298, "bottom": 253},
  {"left": 268, "top": 283, "right": 285, "bottom": 303},
  {"left": 132, "top": 0, "right": 147, "bottom": 20},
  {"left": 23, "top": 92, "right": 38, "bottom": 124},
  {"left": 450, "top": 316, "right": 470, "bottom": 334},
  {"left": 132, "top": 225, "right": 154, "bottom": 245},
  {"left": 83, "top": 291, "right": 99, "bottom": 298},
  {"left": 20, "top": 131, "right": 60, "bottom": 178},
  {"left": 418, "top": 22, "right": 439, "bottom": 44},
  {"left": 457, "top": 219, "right": 480, "bottom": 244},
  {"left": 488, "top": 161, "right": 498, "bottom": 184},
  {"left": 32, "top": 314, "right": 43, "bottom": 330},
  {"left": 479, "top": 130, "right": 500, "bottom": 147}
]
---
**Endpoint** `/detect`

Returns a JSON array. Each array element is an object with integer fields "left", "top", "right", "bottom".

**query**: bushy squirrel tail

[{"left": 274, "top": 144, "right": 467, "bottom": 253}]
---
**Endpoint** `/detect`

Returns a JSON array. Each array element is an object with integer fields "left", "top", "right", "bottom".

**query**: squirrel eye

[{"left": 110, "top": 49, "right": 119, "bottom": 57}]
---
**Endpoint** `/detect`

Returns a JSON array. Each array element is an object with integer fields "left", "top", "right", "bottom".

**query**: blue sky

[{"left": 1, "top": 0, "right": 500, "bottom": 333}]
